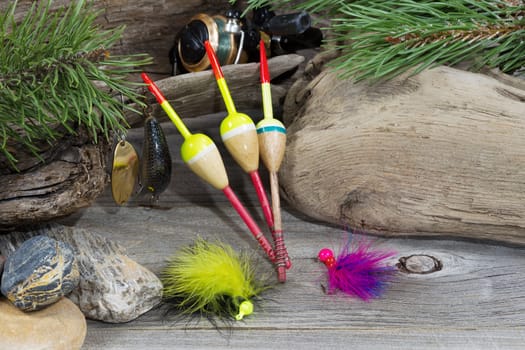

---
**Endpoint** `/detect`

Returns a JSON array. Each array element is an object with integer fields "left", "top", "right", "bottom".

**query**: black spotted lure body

[{"left": 140, "top": 116, "right": 172, "bottom": 201}]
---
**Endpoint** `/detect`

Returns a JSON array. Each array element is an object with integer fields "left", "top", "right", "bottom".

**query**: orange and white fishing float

[{"left": 141, "top": 73, "right": 275, "bottom": 263}]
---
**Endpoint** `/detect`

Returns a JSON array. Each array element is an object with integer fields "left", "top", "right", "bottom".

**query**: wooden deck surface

[{"left": 59, "top": 114, "right": 525, "bottom": 349}]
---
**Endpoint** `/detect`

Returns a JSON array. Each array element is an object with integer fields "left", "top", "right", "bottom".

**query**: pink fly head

[{"left": 318, "top": 248, "right": 336, "bottom": 268}]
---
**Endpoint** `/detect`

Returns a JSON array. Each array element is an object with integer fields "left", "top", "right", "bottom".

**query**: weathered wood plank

[
  {"left": 62, "top": 204, "right": 525, "bottom": 349},
  {"left": 80, "top": 327, "right": 525, "bottom": 350}
]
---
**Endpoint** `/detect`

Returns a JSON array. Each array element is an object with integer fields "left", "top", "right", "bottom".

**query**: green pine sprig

[
  {"left": 0, "top": 0, "right": 152, "bottom": 170},
  {"left": 236, "top": 0, "right": 525, "bottom": 81}
]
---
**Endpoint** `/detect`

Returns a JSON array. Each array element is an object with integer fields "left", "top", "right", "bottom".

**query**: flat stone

[
  {"left": 0, "top": 224, "right": 163, "bottom": 323},
  {"left": 1, "top": 235, "right": 79, "bottom": 311},
  {"left": 0, "top": 297, "right": 86, "bottom": 350}
]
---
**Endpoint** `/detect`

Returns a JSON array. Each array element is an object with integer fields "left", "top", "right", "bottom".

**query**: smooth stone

[
  {"left": 0, "top": 224, "right": 163, "bottom": 323},
  {"left": 0, "top": 297, "right": 86, "bottom": 350},
  {"left": 1, "top": 235, "right": 79, "bottom": 311}
]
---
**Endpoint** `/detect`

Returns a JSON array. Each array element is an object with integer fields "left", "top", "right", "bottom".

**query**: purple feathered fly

[{"left": 318, "top": 237, "right": 397, "bottom": 301}]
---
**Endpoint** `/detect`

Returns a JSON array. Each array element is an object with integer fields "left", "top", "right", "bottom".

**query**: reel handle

[
  {"left": 271, "top": 27, "right": 324, "bottom": 55},
  {"left": 262, "top": 11, "right": 311, "bottom": 36}
]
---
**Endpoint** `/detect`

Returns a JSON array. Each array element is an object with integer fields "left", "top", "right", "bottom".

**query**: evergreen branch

[
  {"left": 238, "top": 0, "right": 525, "bottom": 81},
  {"left": 0, "top": 0, "right": 152, "bottom": 170},
  {"left": 328, "top": 0, "right": 525, "bottom": 80}
]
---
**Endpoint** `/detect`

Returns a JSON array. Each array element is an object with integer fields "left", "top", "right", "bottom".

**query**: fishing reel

[{"left": 169, "top": 6, "right": 323, "bottom": 75}]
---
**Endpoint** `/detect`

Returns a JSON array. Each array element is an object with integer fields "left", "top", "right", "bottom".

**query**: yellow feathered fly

[{"left": 161, "top": 238, "right": 267, "bottom": 321}]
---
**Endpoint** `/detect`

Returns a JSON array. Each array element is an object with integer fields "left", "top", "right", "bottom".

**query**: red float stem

[
  {"left": 249, "top": 171, "right": 274, "bottom": 232},
  {"left": 222, "top": 186, "right": 276, "bottom": 262}
]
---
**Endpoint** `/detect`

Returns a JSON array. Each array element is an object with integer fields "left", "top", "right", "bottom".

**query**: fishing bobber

[
  {"left": 204, "top": 40, "right": 275, "bottom": 234},
  {"left": 141, "top": 73, "right": 276, "bottom": 264},
  {"left": 219, "top": 115, "right": 277, "bottom": 231},
  {"left": 256, "top": 122, "right": 287, "bottom": 243},
  {"left": 256, "top": 119, "right": 286, "bottom": 173},
  {"left": 256, "top": 119, "right": 290, "bottom": 275},
  {"left": 256, "top": 42, "right": 287, "bottom": 171},
  {"left": 220, "top": 112, "right": 260, "bottom": 175},
  {"left": 256, "top": 40, "right": 291, "bottom": 282},
  {"left": 180, "top": 132, "right": 228, "bottom": 191}
]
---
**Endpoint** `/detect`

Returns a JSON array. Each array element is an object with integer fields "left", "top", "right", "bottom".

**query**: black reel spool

[{"left": 176, "top": 14, "right": 238, "bottom": 73}]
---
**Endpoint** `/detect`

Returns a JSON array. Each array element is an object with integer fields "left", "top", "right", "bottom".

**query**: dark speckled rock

[{"left": 0, "top": 236, "right": 79, "bottom": 311}]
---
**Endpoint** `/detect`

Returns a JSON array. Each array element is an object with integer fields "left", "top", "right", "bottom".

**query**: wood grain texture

[
  {"left": 281, "top": 64, "right": 525, "bottom": 244},
  {"left": 55, "top": 114, "right": 525, "bottom": 349},
  {"left": 0, "top": 140, "right": 109, "bottom": 229},
  {"left": 64, "top": 194, "right": 525, "bottom": 350}
]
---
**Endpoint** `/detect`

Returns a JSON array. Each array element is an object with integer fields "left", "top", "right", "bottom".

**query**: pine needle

[
  {"left": 237, "top": 0, "right": 525, "bottom": 81},
  {"left": 0, "top": 0, "right": 152, "bottom": 170}
]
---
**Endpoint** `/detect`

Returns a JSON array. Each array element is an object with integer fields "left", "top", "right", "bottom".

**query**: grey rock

[
  {"left": 0, "top": 224, "right": 162, "bottom": 323},
  {"left": 1, "top": 235, "right": 79, "bottom": 311}
]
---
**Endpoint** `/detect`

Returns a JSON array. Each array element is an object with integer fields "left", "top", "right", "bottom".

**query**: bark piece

[{"left": 0, "top": 140, "right": 109, "bottom": 230}]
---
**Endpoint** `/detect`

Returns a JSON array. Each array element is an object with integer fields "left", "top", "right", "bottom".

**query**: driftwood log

[
  {"left": 281, "top": 55, "right": 525, "bottom": 245},
  {"left": 0, "top": 132, "right": 109, "bottom": 230}
]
